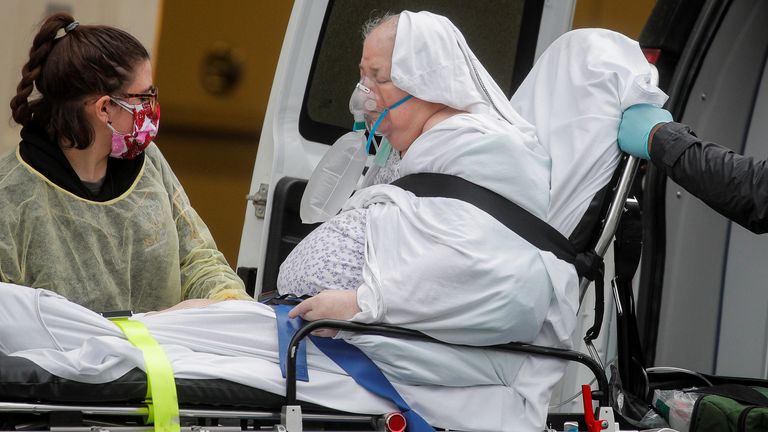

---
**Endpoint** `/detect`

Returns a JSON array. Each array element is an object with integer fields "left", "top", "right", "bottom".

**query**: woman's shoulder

[
  {"left": 0, "top": 148, "right": 40, "bottom": 217},
  {"left": 0, "top": 146, "right": 21, "bottom": 169},
  {"left": 142, "top": 143, "right": 166, "bottom": 165},
  {"left": 139, "top": 143, "right": 175, "bottom": 177},
  {"left": 137, "top": 143, "right": 186, "bottom": 198},
  {"left": 0, "top": 148, "right": 34, "bottom": 191}
]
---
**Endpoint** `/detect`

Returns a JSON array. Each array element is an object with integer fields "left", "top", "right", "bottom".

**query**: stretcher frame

[{"left": 283, "top": 154, "right": 641, "bottom": 421}]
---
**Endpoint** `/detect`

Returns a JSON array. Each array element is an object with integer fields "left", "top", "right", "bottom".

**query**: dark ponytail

[
  {"left": 9, "top": 13, "right": 70, "bottom": 127},
  {"left": 9, "top": 12, "right": 150, "bottom": 149}
]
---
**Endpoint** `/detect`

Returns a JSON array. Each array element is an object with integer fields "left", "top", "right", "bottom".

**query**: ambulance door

[{"left": 638, "top": 0, "right": 768, "bottom": 376}]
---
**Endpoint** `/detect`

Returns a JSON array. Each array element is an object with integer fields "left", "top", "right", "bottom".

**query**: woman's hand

[{"left": 288, "top": 290, "right": 361, "bottom": 337}]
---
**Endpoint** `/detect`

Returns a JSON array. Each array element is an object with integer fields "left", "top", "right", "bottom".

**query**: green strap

[
  {"left": 111, "top": 317, "right": 180, "bottom": 432},
  {"left": 373, "top": 137, "right": 393, "bottom": 167}
]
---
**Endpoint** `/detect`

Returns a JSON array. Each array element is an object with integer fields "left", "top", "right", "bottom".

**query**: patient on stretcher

[{"left": 0, "top": 12, "right": 668, "bottom": 432}]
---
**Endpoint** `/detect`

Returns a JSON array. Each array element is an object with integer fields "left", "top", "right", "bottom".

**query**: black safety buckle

[
  {"left": 265, "top": 294, "right": 310, "bottom": 306},
  {"left": 99, "top": 310, "right": 133, "bottom": 319}
]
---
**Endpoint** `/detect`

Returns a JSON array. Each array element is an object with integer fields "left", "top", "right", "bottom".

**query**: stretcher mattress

[{"left": 0, "top": 354, "right": 331, "bottom": 412}]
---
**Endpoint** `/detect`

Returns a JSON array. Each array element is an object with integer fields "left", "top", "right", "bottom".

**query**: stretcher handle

[
  {"left": 284, "top": 319, "right": 610, "bottom": 407},
  {"left": 578, "top": 155, "right": 640, "bottom": 303}
]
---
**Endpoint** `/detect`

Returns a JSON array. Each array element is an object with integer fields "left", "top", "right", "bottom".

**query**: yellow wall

[
  {"left": 155, "top": 0, "right": 293, "bottom": 134},
  {"left": 154, "top": 1, "right": 293, "bottom": 265},
  {"left": 573, "top": 0, "right": 656, "bottom": 39}
]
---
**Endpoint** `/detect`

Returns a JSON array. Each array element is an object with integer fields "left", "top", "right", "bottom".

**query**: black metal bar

[{"left": 285, "top": 320, "right": 610, "bottom": 407}]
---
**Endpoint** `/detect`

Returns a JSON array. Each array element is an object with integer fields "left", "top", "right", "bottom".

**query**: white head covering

[
  {"left": 510, "top": 28, "right": 668, "bottom": 235},
  {"left": 391, "top": 11, "right": 535, "bottom": 135}
]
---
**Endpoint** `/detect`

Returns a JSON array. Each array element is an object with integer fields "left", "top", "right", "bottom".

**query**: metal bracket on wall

[{"left": 246, "top": 183, "right": 269, "bottom": 219}]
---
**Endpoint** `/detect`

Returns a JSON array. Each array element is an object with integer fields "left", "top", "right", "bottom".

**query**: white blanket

[
  {"left": 1, "top": 26, "right": 667, "bottom": 432},
  {"left": 1, "top": 284, "right": 523, "bottom": 431}
]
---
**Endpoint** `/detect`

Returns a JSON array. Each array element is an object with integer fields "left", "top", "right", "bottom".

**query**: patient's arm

[{"left": 146, "top": 298, "right": 224, "bottom": 316}]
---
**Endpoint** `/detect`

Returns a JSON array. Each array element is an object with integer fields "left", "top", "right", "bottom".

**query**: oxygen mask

[
  {"left": 299, "top": 82, "right": 411, "bottom": 224},
  {"left": 349, "top": 82, "right": 382, "bottom": 132}
]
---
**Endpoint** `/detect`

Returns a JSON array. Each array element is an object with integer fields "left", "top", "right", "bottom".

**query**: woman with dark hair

[{"left": 0, "top": 13, "right": 250, "bottom": 312}]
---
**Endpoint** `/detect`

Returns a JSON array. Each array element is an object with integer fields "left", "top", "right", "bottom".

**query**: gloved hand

[{"left": 618, "top": 104, "right": 673, "bottom": 159}]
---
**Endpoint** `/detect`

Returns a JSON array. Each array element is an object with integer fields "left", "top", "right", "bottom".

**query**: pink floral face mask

[{"left": 107, "top": 97, "right": 160, "bottom": 159}]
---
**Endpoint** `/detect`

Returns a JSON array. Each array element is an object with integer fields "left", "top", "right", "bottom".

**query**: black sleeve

[{"left": 649, "top": 122, "right": 768, "bottom": 234}]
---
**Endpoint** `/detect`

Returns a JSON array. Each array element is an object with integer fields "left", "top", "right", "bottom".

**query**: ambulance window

[{"left": 299, "top": 0, "right": 543, "bottom": 145}]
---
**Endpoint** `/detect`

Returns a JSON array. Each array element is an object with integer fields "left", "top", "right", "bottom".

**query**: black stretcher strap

[
  {"left": 391, "top": 173, "right": 603, "bottom": 279},
  {"left": 613, "top": 198, "right": 647, "bottom": 399},
  {"left": 392, "top": 174, "right": 574, "bottom": 261},
  {"left": 392, "top": 173, "right": 607, "bottom": 342}
]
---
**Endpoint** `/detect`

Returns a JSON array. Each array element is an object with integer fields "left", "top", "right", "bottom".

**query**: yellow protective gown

[{"left": 0, "top": 143, "right": 250, "bottom": 312}]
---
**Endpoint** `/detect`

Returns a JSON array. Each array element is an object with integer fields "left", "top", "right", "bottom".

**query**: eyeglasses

[{"left": 113, "top": 86, "right": 159, "bottom": 113}]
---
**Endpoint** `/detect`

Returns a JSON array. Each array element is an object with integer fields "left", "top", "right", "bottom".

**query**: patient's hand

[{"left": 288, "top": 290, "right": 361, "bottom": 337}]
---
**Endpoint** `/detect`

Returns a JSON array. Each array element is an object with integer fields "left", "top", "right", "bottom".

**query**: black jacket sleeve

[{"left": 650, "top": 122, "right": 768, "bottom": 234}]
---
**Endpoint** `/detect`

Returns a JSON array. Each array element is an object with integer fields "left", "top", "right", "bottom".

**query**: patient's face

[{"left": 360, "top": 24, "right": 423, "bottom": 153}]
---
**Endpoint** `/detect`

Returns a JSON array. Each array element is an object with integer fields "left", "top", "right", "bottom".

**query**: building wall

[
  {"left": 573, "top": 0, "right": 656, "bottom": 39},
  {"left": 153, "top": 0, "right": 293, "bottom": 266},
  {"left": 0, "top": 0, "right": 160, "bottom": 156}
]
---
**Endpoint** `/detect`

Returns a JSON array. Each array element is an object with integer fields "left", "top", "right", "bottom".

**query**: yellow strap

[{"left": 111, "top": 317, "right": 180, "bottom": 432}]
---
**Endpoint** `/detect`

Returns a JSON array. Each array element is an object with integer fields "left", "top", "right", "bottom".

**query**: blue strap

[
  {"left": 309, "top": 336, "right": 434, "bottom": 432},
  {"left": 273, "top": 304, "right": 432, "bottom": 431},
  {"left": 275, "top": 304, "right": 309, "bottom": 382}
]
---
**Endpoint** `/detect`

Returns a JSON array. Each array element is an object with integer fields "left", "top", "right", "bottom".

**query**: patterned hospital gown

[{"left": 277, "top": 150, "right": 401, "bottom": 296}]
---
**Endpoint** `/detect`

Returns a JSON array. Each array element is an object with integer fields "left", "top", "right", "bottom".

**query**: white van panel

[
  {"left": 237, "top": 0, "right": 331, "bottom": 290},
  {"left": 535, "top": 0, "right": 576, "bottom": 60}
]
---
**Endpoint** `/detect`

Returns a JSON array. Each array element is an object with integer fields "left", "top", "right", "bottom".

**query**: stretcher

[
  {"left": 0, "top": 151, "right": 641, "bottom": 432},
  {"left": 1, "top": 2, "right": 667, "bottom": 428}
]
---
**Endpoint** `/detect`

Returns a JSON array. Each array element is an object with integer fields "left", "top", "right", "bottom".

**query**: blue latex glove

[{"left": 618, "top": 104, "right": 673, "bottom": 159}]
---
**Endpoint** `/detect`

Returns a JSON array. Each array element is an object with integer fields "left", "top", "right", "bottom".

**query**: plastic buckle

[
  {"left": 100, "top": 310, "right": 133, "bottom": 319},
  {"left": 279, "top": 405, "right": 302, "bottom": 432}
]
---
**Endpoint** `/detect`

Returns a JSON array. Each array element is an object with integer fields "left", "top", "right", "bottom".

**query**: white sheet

[
  {"left": 511, "top": 28, "right": 668, "bottom": 234},
  {"left": 1, "top": 283, "right": 520, "bottom": 431}
]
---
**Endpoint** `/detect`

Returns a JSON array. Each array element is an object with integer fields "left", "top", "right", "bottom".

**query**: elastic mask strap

[
  {"left": 106, "top": 121, "right": 132, "bottom": 137},
  {"left": 107, "top": 99, "right": 137, "bottom": 136},
  {"left": 111, "top": 317, "right": 180, "bottom": 432},
  {"left": 353, "top": 121, "right": 367, "bottom": 131},
  {"left": 373, "top": 138, "right": 392, "bottom": 167},
  {"left": 365, "top": 94, "right": 413, "bottom": 153},
  {"left": 110, "top": 97, "right": 137, "bottom": 114}
]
